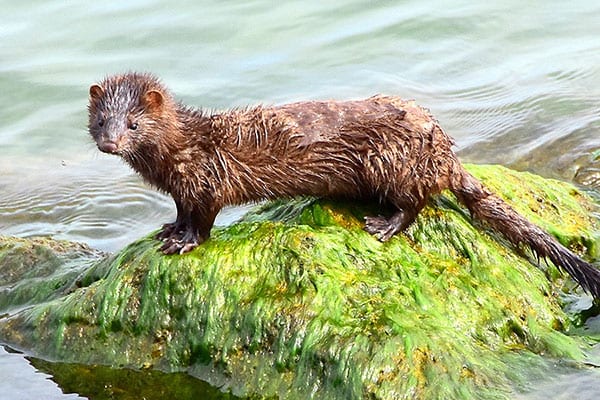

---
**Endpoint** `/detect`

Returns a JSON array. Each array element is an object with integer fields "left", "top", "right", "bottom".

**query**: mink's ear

[
  {"left": 142, "top": 90, "right": 164, "bottom": 113},
  {"left": 88, "top": 84, "right": 104, "bottom": 112},
  {"left": 89, "top": 84, "right": 104, "bottom": 101}
]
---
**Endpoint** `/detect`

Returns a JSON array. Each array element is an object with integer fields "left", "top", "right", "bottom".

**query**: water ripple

[{"left": 0, "top": 162, "right": 173, "bottom": 252}]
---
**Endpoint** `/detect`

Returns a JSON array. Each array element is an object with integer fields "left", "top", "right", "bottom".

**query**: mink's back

[{"left": 194, "top": 95, "right": 459, "bottom": 206}]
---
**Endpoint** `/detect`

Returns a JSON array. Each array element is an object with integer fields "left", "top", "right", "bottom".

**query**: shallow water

[{"left": 1, "top": 0, "right": 599, "bottom": 398}]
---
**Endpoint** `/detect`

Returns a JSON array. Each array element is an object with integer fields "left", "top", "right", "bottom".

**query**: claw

[
  {"left": 179, "top": 242, "right": 198, "bottom": 254},
  {"left": 160, "top": 239, "right": 182, "bottom": 255}
]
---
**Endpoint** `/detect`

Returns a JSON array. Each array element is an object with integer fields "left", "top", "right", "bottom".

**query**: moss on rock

[{"left": 1, "top": 164, "right": 599, "bottom": 399}]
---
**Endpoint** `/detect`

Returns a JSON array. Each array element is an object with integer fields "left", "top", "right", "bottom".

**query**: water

[
  {"left": 0, "top": 346, "right": 82, "bottom": 400},
  {"left": 1, "top": 0, "right": 599, "bottom": 398}
]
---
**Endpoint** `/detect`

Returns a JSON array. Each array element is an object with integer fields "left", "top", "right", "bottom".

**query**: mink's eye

[{"left": 129, "top": 122, "right": 138, "bottom": 131}]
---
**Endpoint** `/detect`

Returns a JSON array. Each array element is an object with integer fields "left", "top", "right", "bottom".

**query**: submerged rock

[{"left": 1, "top": 164, "right": 599, "bottom": 399}]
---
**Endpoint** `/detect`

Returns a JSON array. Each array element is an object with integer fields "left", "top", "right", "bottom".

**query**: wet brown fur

[{"left": 88, "top": 72, "right": 600, "bottom": 298}]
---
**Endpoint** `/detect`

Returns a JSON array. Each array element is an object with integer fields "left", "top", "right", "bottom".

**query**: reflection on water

[
  {"left": 0, "top": 346, "right": 81, "bottom": 400},
  {"left": 28, "top": 355, "right": 238, "bottom": 400},
  {"left": 1, "top": 0, "right": 599, "bottom": 398}
]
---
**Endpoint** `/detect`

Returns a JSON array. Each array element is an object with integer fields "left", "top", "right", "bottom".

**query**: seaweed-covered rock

[
  {"left": 1, "top": 164, "right": 599, "bottom": 399},
  {"left": 0, "top": 236, "right": 103, "bottom": 313}
]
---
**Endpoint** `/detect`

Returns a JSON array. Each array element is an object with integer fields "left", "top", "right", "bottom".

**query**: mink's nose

[{"left": 98, "top": 140, "right": 119, "bottom": 154}]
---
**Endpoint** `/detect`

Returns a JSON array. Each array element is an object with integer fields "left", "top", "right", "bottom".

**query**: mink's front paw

[
  {"left": 156, "top": 222, "right": 180, "bottom": 241},
  {"left": 159, "top": 228, "right": 201, "bottom": 255}
]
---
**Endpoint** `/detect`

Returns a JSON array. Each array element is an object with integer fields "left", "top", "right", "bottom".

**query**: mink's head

[{"left": 88, "top": 72, "right": 176, "bottom": 157}]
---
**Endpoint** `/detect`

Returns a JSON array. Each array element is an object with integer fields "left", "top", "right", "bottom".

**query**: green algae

[
  {"left": 466, "top": 164, "right": 600, "bottom": 258},
  {"left": 1, "top": 164, "right": 600, "bottom": 399}
]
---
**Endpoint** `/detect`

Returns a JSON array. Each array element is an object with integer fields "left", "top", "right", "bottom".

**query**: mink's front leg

[
  {"left": 156, "top": 200, "right": 185, "bottom": 241},
  {"left": 158, "top": 202, "right": 218, "bottom": 255}
]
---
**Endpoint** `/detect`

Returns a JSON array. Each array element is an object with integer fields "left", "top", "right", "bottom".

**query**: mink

[{"left": 88, "top": 72, "right": 600, "bottom": 298}]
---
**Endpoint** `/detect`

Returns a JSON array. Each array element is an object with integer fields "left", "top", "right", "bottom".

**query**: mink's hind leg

[{"left": 364, "top": 208, "right": 418, "bottom": 242}]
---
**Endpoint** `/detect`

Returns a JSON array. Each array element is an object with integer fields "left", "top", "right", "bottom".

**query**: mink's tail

[{"left": 450, "top": 166, "right": 600, "bottom": 298}]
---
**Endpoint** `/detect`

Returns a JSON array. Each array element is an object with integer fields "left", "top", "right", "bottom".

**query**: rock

[{"left": 1, "top": 164, "right": 599, "bottom": 399}]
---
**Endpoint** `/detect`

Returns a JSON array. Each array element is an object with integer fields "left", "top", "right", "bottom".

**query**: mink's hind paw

[
  {"left": 364, "top": 215, "right": 398, "bottom": 242},
  {"left": 364, "top": 210, "right": 417, "bottom": 242}
]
